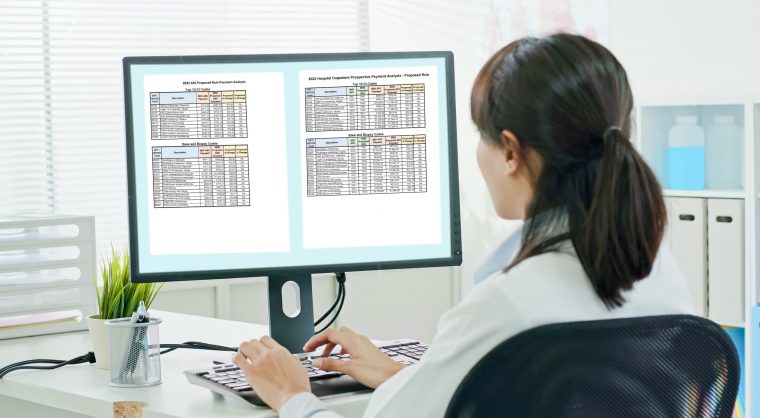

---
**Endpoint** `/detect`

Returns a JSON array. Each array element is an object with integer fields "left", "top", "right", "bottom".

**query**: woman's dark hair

[{"left": 471, "top": 33, "right": 666, "bottom": 307}]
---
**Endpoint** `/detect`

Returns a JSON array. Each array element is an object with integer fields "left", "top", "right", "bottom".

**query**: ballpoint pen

[
  {"left": 121, "top": 301, "right": 149, "bottom": 382},
  {"left": 136, "top": 301, "right": 150, "bottom": 382}
]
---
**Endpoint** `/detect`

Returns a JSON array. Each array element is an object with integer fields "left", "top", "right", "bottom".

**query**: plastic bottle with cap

[
  {"left": 667, "top": 115, "right": 705, "bottom": 190},
  {"left": 706, "top": 115, "right": 743, "bottom": 189}
]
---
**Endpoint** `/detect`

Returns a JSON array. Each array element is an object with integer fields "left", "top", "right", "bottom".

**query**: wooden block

[{"left": 113, "top": 401, "right": 147, "bottom": 418}]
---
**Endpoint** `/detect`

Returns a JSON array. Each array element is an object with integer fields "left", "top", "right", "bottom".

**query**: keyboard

[{"left": 184, "top": 339, "right": 429, "bottom": 407}]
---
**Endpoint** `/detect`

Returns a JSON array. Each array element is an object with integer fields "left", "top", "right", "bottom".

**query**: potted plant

[{"left": 87, "top": 247, "right": 162, "bottom": 369}]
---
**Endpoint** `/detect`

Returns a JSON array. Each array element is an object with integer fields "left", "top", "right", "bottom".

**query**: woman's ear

[{"left": 499, "top": 130, "right": 521, "bottom": 175}]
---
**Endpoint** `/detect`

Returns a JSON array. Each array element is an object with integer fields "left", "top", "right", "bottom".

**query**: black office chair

[{"left": 444, "top": 315, "right": 739, "bottom": 418}]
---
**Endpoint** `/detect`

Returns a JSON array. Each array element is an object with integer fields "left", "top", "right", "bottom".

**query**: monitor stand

[{"left": 267, "top": 274, "right": 314, "bottom": 353}]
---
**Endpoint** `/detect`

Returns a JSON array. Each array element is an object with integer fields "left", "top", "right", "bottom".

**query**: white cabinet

[
  {"left": 666, "top": 197, "right": 708, "bottom": 315},
  {"left": 707, "top": 199, "right": 745, "bottom": 324},
  {"left": 663, "top": 197, "right": 745, "bottom": 323}
]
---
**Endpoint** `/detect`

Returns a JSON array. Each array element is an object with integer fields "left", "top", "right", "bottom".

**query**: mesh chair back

[{"left": 444, "top": 315, "right": 739, "bottom": 418}]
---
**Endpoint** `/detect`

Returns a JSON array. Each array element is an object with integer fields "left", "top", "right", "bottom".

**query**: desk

[{"left": 0, "top": 311, "right": 370, "bottom": 418}]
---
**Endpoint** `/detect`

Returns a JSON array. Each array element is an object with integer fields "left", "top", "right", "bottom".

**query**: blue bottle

[{"left": 667, "top": 116, "right": 705, "bottom": 190}]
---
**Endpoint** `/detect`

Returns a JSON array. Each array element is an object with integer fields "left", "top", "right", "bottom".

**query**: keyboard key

[{"left": 311, "top": 370, "right": 336, "bottom": 377}]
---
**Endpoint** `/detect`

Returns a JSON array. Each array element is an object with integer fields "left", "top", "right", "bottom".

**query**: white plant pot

[{"left": 87, "top": 314, "right": 110, "bottom": 369}]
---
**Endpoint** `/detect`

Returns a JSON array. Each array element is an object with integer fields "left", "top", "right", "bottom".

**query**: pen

[
  {"left": 122, "top": 301, "right": 150, "bottom": 382},
  {"left": 136, "top": 302, "right": 150, "bottom": 382}
]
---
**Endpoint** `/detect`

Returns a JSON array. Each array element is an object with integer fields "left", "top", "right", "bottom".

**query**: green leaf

[{"left": 94, "top": 246, "right": 164, "bottom": 320}]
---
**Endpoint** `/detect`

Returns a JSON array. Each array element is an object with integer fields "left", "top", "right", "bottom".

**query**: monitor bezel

[{"left": 123, "top": 51, "right": 461, "bottom": 283}]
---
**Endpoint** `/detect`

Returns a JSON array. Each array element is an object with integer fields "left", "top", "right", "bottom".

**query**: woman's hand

[
  {"left": 234, "top": 336, "right": 310, "bottom": 412},
  {"left": 303, "top": 326, "right": 404, "bottom": 389}
]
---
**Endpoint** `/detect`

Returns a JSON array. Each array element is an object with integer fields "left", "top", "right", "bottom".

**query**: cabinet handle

[
  {"left": 716, "top": 216, "right": 733, "bottom": 223},
  {"left": 678, "top": 214, "right": 695, "bottom": 221}
]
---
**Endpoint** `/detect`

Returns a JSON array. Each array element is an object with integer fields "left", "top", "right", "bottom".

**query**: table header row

[
  {"left": 150, "top": 91, "right": 247, "bottom": 105},
  {"left": 306, "top": 84, "right": 425, "bottom": 97},
  {"left": 153, "top": 145, "right": 248, "bottom": 158},
  {"left": 306, "top": 135, "right": 426, "bottom": 147}
]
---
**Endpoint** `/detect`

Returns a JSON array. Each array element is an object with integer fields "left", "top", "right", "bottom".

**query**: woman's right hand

[{"left": 303, "top": 326, "right": 405, "bottom": 389}]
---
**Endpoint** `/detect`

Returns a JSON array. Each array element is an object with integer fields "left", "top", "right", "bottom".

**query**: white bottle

[
  {"left": 706, "top": 115, "right": 743, "bottom": 190},
  {"left": 668, "top": 116, "right": 705, "bottom": 190}
]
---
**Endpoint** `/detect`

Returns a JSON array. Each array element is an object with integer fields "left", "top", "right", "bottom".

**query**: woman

[{"left": 233, "top": 34, "right": 694, "bottom": 417}]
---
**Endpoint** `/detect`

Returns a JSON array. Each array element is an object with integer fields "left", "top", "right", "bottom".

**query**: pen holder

[{"left": 105, "top": 317, "right": 162, "bottom": 387}]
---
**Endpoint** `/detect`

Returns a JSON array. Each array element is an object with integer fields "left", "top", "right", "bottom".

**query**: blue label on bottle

[{"left": 668, "top": 147, "right": 705, "bottom": 190}]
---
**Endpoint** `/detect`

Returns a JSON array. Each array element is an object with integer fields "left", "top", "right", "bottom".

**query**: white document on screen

[
  {"left": 143, "top": 72, "right": 290, "bottom": 255},
  {"left": 299, "top": 66, "right": 443, "bottom": 249}
]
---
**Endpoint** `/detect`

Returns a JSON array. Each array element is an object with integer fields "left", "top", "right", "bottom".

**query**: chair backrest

[{"left": 444, "top": 315, "right": 740, "bottom": 418}]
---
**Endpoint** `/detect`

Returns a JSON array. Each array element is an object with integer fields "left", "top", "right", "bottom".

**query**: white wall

[{"left": 609, "top": 0, "right": 760, "bottom": 103}]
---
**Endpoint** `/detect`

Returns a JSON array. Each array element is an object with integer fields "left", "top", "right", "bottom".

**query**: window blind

[{"left": 1, "top": 0, "right": 369, "bottom": 252}]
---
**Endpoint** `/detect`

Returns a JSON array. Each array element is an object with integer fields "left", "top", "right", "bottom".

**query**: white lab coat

[{"left": 280, "top": 231, "right": 694, "bottom": 418}]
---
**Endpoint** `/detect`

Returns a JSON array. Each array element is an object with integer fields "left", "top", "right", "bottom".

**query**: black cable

[
  {"left": 0, "top": 359, "right": 62, "bottom": 372},
  {"left": 315, "top": 282, "right": 344, "bottom": 325},
  {"left": 314, "top": 272, "right": 347, "bottom": 327},
  {"left": 317, "top": 284, "right": 345, "bottom": 334},
  {"left": 159, "top": 341, "right": 237, "bottom": 355},
  {"left": 0, "top": 352, "right": 95, "bottom": 378},
  {"left": 315, "top": 281, "right": 346, "bottom": 334},
  {"left": 314, "top": 286, "right": 342, "bottom": 325},
  {"left": 0, "top": 359, "right": 64, "bottom": 378},
  {"left": 0, "top": 342, "right": 238, "bottom": 378}
]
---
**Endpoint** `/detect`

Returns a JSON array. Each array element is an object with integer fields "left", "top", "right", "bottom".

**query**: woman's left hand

[{"left": 234, "top": 335, "right": 310, "bottom": 412}]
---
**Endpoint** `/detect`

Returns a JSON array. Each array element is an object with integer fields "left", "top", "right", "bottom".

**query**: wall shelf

[
  {"left": 720, "top": 321, "right": 746, "bottom": 329},
  {"left": 663, "top": 189, "right": 745, "bottom": 199},
  {"left": 638, "top": 104, "right": 745, "bottom": 193}
]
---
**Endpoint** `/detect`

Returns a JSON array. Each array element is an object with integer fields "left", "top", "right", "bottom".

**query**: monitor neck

[{"left": 267, "top": 274, "right": 315, "bottom": 353}]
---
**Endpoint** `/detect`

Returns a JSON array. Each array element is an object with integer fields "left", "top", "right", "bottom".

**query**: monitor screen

[{"left": 124, "top": 52, "right": 461, "bottom": 282}]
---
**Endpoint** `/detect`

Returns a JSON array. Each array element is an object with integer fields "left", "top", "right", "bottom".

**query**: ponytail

[{"left": 576, "top": 127, "right": 666, "bottom": 307}]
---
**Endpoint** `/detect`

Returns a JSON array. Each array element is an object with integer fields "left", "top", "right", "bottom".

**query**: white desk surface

[{"left": 0, "top": 310, "right": 369, "bottom": 418}]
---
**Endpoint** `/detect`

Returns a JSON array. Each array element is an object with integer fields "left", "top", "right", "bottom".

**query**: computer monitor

[{"left": 123, "top": 52, "right": 461, "bottom": 351}]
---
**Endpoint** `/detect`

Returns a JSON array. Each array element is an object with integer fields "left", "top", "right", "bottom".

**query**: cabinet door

[
  {"left": 667, "top": 197, "right": 708, "bottom": 315},
  {"left": 707, "top": 198, "right": 745, "bottom": 324}
]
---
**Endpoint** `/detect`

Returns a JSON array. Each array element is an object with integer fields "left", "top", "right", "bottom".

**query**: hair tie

[{"left": 603, "top": 126, "right": 622, "bottom": 139}]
